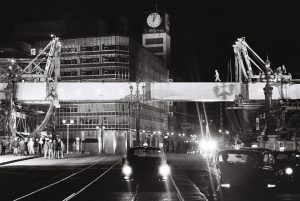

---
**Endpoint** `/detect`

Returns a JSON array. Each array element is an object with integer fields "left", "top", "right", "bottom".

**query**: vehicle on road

[
  {"left": 121, "top": 146, "right": 171, "bottom": 182},
  {"left": 187, "top": 148, "right": 200, "bottom": 154},
  {"left": 209, "top": 149, "right": 276, "bottom": 200},
  {"left": 273, "top": 151, "right": 300, "bottom": 191}
]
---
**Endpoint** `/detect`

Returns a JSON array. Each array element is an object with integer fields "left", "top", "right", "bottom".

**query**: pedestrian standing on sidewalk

[
  {"left": 12, "top": 137, "right": 19, "bottom": 156},
  {"left": 53, "top": 139, "right": 58, "bottom": 159},
  {"left": 38, "top": 138, "right": 43, "bottom": 155},
  {"left": 43, "top": 139, "right": 49, "bottom": 159},
  {"left": 24, "top": 138, "right": 29, "bottom": 155},
  {"left": 1, "top": 139, "right": 7, "bottom": 155},
  {"left": 56, "top": 139, "right": 61, "bottom": 159},
  {"left": 34, "top": 138, "right": 39, "bottom": 154},
  {"left": 48, "top": 139, "right": 54, "bottom": 159},
  {"left": 60, "top": 140, "right": 65, "bottom": 159},
  {"left": 19, "top": 139, "right": 25, "bottom": 156},
  {"left": 28, "top": 138, "right": 35, "bottom": 155},
  {"left": 72, "top": 142, "right": 76, "bottom": 153}
]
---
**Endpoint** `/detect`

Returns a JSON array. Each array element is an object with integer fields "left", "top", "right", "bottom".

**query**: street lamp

[
  {"left": 129, "top": 83, "right": 145, "bottom": 146},
  {"left": 62, "top": 119, "right": 74, "bottom": 154},
  {"left": 96, "top": 125, "right": 105, "bottom": 153}
]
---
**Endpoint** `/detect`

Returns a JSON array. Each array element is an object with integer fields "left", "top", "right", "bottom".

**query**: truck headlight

[
  {"left": 285, "top": 167, "right": 293, "bottom": 175},
  {"left": 159, "top": 164, "right": 170, "bottom": 177},
  {"left": 122, "top": 164, "right": 132, "bottom": 176}
]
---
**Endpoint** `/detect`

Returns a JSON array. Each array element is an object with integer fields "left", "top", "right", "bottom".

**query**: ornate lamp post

[
  {"left": 96, "top": 125, "right": 105, "bottom": 153},
  {"left": 62, "top": 119, "right": 74, "bottom": 154},
  {"left": 121, "top": 83, "right": 146, "bottom": 147},
  {"left": 263, "top": 58, "right": 274, "bottom": 136},
  {"left": 129, "top": 83, "right": 145, "bottom": 146}
]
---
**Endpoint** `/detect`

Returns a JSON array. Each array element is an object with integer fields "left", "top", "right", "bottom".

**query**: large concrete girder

[
  {"left": 11, "top": 82, "right": 241, "bottom": 103},
  {"left": 0, "top": 82, "right": 300, "bottom": 103}
]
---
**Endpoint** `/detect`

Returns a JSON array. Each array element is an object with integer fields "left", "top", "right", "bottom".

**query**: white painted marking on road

[
  {"left": 169, "top": 175, "right": 185, "bottom": 201},
  {"left": 64, "top": 159, "right": 120, "bottom": 200},
  {"left": 62, "top": 193, "right": 76, "bottom": 201},
  {"left": 13, "top": 157, "right": 113, "bottom": 201}
]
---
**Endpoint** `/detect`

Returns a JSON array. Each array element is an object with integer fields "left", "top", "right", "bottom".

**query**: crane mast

[{"left": 233, "top": 37, "right": 266, "bottom": 82}]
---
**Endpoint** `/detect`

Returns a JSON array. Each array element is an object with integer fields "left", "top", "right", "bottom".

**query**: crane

[
  {"left": 233, "top": 37, "right": 268, "bottom": 82},
  {"left": 0, "top": 35, "right": 61, "bottom": 138}
]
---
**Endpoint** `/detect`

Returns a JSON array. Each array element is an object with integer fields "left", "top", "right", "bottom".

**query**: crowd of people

[{"left": 0, "top": 137, "right": 66, "bottom": 159}]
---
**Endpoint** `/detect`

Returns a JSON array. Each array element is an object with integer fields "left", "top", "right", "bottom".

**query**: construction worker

[{"left": 215, "top": 70, "right": 221, "bottom": 82}]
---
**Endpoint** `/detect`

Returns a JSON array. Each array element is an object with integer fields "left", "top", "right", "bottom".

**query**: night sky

[{"left": 1, "top": 0, "right": 300, "bottom": 81}]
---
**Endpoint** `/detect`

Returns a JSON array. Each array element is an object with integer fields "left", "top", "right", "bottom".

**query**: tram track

[
  {"left": 13, "top": 156, "right": 120, "bottom": 201},
  {"left": 129, "top": 175, "right": 185, "bottom": 201}
]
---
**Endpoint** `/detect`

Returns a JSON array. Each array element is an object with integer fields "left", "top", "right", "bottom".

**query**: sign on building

[{"left": 81, "top": 131, "right": 85, "bottom": 140}]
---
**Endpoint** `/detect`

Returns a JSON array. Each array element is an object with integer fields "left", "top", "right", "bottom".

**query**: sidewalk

[
  {"left": 0, "top": 154, "right": 41, "bottom": 166},
  {"left": 0, "top": 153, "right": 119, "bottom": 167}
]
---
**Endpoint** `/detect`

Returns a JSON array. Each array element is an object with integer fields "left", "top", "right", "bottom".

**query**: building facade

[{"left": 33, "top": 35, "right": 169, "bottom": 154}]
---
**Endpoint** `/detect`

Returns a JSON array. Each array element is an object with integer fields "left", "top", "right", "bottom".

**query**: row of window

[
  {"left": 61, "top": 45, "right": 129, "bottom": 53},
  {"left": 57, "top": 124, "right": 130, "bottom": 130},
  {"left": 61, "top": 55, "right": 129, "bottom": 65},
  {"left": 60, "top": 69, "right": 129, "bottom": 77},
  {"left": 58, "top": 117, "right": 129, "bottom": 125}
]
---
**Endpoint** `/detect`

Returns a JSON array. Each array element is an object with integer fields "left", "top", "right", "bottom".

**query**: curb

[{"left": 0, "top": 155, "right": 41, "bottom": 166}]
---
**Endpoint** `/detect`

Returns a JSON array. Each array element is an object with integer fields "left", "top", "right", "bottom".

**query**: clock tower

[{"left": 142, "top": 11, "right": 171, "bottom": 68}]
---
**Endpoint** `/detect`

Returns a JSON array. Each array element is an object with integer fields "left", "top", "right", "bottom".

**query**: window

[
  {"left": 145, "top": 38, "right": 163, "bottom": 45},
  {"left": 146, "top": 46, "right": 164, "bottom": 53},
  {"left": 61, "top": 47, "right": 78, "bottom": 53},
  {"left": 80, "top": 46, "right": 99, "bottom": 52},
  {"left": 102, "top": 56, "right": 117, "bottom": 63},
  {"left": 102, "top": 55, "right": 129, "bottom": 63},
  {"left": 88, "top": 118, "right": 98, "bottom": 124},
  {"left": 69, "top": 107, "right": 78, "bottom": 112},
  {"left": 117, "top": 55, "right": 129, "bottom": 63},
  {"left": 61, "top": 59, "right": 78, "bottom": 65},
  {"left": 61, "top": 71, "right": 77, "bottom": 76},
  {"left": 81, "top": 70, "right": 99, "bottom": 75},
  {"left": 80, "top": 57, "right": 99, "bottom": 64},
  {"left": 31, "top": 48, "right": 36, "bottom": 56},
  {"left": 102, "top": 69, "right": 115, "bottom": 75},
  {"left": 102, "top": 44, "right": 129, "bottom": 51}
]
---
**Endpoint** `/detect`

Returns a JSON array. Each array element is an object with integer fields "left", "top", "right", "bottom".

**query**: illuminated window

[{"left": 30, "top": 48, "right": 36, "bottom": 56}]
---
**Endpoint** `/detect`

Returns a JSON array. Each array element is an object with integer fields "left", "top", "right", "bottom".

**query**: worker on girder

[{"left": 215, "top": 70, "right": 221, "bottom": 82}]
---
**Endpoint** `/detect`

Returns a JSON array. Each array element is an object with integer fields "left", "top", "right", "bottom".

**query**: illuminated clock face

[{"left": 147, "top": 13, "right": 162, "bottom": 28}]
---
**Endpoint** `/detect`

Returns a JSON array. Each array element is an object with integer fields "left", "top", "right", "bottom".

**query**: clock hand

[{"left": 153, "top": 16, "right": 156, "bottom": 22}]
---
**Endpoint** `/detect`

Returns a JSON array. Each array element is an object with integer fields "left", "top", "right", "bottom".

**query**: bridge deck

[{"left": 0, "top": 82, "right": 299, "bottom": 103}]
